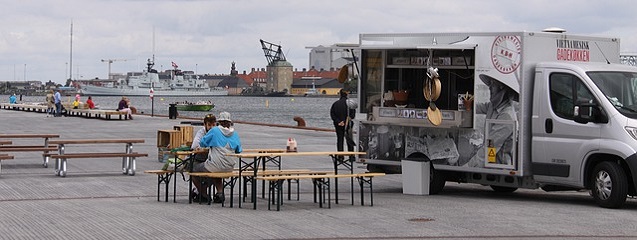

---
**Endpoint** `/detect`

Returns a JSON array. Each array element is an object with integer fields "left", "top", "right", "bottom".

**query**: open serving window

[{"left": 360, "top": 47, "right": 476, "bottom": 128}]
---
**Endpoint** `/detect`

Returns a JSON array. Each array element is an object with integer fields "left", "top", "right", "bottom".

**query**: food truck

[{"left": 348, "top": 31, "right": 637, "bottom": 208}]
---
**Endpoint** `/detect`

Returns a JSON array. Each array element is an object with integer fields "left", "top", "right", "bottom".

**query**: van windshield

[{"left": 588, "top": 71, "right": 637, "bottom": 118}]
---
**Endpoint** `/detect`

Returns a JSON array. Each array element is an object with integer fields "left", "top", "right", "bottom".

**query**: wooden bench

[
  {"left": 257, "top": 172, "right": 385, "bottom": 211},
  {"left": 48, "top": 139, "right": 147, "bottom": 177},
  {"left": 187, "top": 171, "right": 238, "bottom": 207},
  {"left": 65, "top": 109, "right": 131, "bottom": 120},
  {"left": 0, "top": 134, "right": 60, "bottom": 168},
  {"left": 0, "top": 103, "right": 49, "bottom": 113},
  {"left": 185, "top": 169, "right": 331, "bottom": 208}
]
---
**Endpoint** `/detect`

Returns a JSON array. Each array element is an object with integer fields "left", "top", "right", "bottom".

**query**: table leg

[
  {"left": 331, "top": 155, "right": 355, "bottom": 205},
  {"left": 252, "top": 157, "right": 260, "bottom": 210}
]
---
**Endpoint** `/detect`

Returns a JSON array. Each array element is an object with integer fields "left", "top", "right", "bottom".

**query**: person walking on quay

[
  {"left": 193, "top": 112, "right": 242, "bottom": 203},
  {"left": 117, "top": 96, "right": 133, "bottom": 120},
  {"left": 45, "top": 90, "right": 54, "bottom": 117},
  {"left": 54, "top": 90, "right": 62, "bottom": 117},
  {"left": 330, "top": 89, "right": 356, "bottom": 160}
]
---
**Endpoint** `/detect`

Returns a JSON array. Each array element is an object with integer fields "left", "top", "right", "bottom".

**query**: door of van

[{"left": 531, "top": 68, "right": 602, "bottom": 186}]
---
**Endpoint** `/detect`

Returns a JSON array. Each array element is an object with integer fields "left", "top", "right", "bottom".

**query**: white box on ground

[{"left": 401, "top": 159, "right": 430, "bottom": 195}]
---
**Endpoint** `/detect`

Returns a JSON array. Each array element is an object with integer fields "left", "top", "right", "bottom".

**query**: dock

[{"left": 0, "top": 109, "right": 636, "bottom": 239}]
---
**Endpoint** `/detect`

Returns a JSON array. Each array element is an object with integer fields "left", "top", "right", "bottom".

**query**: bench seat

[
  {"left": 52, "top": 152, "right": 148, "bottom": 177},
  {"left": 0, "top": 147, "right": 58, "bottom": 152},
  {"left": 257, "top": 172, "right": 385, "bottom": 211}
]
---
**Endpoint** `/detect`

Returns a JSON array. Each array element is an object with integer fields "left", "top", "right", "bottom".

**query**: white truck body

[{"left": 350, "top": 31, "right": 637, "bottom": 208}]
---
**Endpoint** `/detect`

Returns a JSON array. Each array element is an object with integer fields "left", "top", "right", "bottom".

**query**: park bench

[
  {"left": 48, "top": 139, "right": 147, "bottom": 177},
  {"left": 257, "top": 172, "right": 385, "bottom": 211},
  {"left": 0, "top": 134, "right": 60, "bottom": 168}
]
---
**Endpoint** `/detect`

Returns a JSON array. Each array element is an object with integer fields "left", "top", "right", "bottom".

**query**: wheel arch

[{"left": 584, "top": 153, "right": 636, "bottom": 195}]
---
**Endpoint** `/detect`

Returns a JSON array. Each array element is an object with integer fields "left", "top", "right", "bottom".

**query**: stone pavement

[{"left": 1, "top": 109, "right": 637, "bottom": 239}]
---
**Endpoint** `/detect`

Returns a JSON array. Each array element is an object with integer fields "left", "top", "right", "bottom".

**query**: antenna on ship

[{"left": 151, "top": 26, "right": 156, "bottom": 70}]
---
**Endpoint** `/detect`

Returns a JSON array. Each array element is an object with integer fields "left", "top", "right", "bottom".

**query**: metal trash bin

[
  {"left": 168, "top": 104, "right": 178, "bottom": 119},
  {"left": 401, "top": 158, "right": 430, "bottom": 195}
]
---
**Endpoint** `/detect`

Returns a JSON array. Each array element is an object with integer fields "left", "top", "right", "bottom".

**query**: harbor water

[{"left": 2, "top": 95, "right": 339, "bottom": 129}]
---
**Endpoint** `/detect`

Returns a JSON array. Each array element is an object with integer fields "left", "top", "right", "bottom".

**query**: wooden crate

[
  {"left": 157, "top": 130, "right": 182, "bottom": 148},
  {"left": 173, "top": 125, "right": 194, "bottom": 147}
]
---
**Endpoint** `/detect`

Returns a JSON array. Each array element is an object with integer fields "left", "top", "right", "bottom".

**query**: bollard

[{"left": 293, "top": 116, "right": 306, "bottom": 127}]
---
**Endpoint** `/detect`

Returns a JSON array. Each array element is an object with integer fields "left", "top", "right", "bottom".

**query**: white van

[{"left": 345, "top": 31, "right": 637, "bottom": 208}]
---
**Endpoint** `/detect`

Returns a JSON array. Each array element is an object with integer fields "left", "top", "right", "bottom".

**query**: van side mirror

[{"left": 574, "top": 99, "right": 606, "bottom": 124}]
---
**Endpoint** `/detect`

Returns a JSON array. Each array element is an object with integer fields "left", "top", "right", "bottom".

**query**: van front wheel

[{"left": 591, "top": 161, "right": 628, "bottom": 208}]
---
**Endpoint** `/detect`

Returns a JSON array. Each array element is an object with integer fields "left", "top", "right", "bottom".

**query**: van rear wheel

[{"left": 591, "top": 161, "right": 627, "bottom": 208}]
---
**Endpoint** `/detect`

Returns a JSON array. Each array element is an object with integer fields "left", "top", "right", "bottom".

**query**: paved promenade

[{"left": 1, "top": 109, "right": 637, "bottom": 239}]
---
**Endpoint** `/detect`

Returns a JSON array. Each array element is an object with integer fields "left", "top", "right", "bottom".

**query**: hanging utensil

[{"left": 427, "top": 102, "right": 442, "bottom": 126}]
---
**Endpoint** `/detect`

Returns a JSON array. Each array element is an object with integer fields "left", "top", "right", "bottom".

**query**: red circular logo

[{"left": 491, "top": 36, "right": 521, "bottom": 74}]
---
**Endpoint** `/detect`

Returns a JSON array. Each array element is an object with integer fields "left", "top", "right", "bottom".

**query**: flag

[{"left": 171, "top": 61, "right": 178, "bottom": 68}]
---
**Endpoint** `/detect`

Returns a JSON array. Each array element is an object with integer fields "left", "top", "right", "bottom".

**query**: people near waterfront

[
  {"left": 192, "top": 111, "right": 242, "bottom": 203},
  {"left": 188, "top": 114, "right": 217, "bottom": 199},
  {"left": 86, "top": 96, "right": 95, "bottom": 109},
  {"left": 45, "top": 90, "right": 54, "bottom": 117},
  {"left": 191, "top": 114, "right": 217, "bottom": 152},
  {"left": 330, "top": 89, "right": 356, "bottom": 160},
  {"left": 54, "top": 90, "right": 62, "bottom": 117},
  {"left": 73, "top": 94, "right": 81, "bottom": 109},
  {"left": 72, "top": 98, "right": 80, "bottom": 109},
  {"left": 117, "top": 96, "right": 133, "bottom": 120},
  {"left": 9, "top": 93, "right": 17, "bottom": 104}
]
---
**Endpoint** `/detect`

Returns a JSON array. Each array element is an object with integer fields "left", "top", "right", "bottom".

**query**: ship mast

[{"left": 69, "top": 20, "right": 73, "bottom": 82}]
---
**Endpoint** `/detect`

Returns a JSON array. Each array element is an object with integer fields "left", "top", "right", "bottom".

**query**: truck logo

[{"left": 491, "top": 36, "right": 521, "bottom": 74}]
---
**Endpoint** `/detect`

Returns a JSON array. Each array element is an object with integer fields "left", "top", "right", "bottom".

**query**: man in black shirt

[{"left": 330, "top": 89, "right": 356, "bottom": 159}]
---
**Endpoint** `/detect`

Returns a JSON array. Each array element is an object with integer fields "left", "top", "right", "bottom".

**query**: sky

[{"left": 1, "top": 0, "right": 636, "bottom": 84}]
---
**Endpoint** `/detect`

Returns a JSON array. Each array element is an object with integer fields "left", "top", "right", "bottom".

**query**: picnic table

[{"left": 226, "top": 151, "right": 367, "bottom": 210}]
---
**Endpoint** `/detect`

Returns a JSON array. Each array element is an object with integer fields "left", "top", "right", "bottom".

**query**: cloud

[{"left": 1, "top": 0, "right": 636, "bottom": 83}]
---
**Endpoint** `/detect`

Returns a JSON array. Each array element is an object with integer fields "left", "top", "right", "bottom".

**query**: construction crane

[
  {"left": 260, "top": 39, "right": 286, "bottom": 65},
  {"left": 101, "top": 58, "right": 132, "bottom": 79}
]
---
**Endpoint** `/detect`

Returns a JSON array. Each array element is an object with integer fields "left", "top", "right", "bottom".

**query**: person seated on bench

[
  {"left": 86, "top": 96, "right": 96, "bottom": 109},
  {"left": 117, "top": 96, "right": 133, "bottom": 120},
  {"left": 192, "top": 111, "right": 242, "bottom": 203},
  {"left": 72, "top": 97, "right": 80, "bottom": 109},
  {"left": 188, "top": 113, "right": 216, "bottom": 199}
]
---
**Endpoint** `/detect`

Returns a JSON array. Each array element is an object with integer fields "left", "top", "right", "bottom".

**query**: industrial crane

[
  {"left": 101, "top": 58, "right": 132, "bottom": 79},
  {"left": 260, "top": 39, "right": 286, "bottom": 65}
]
